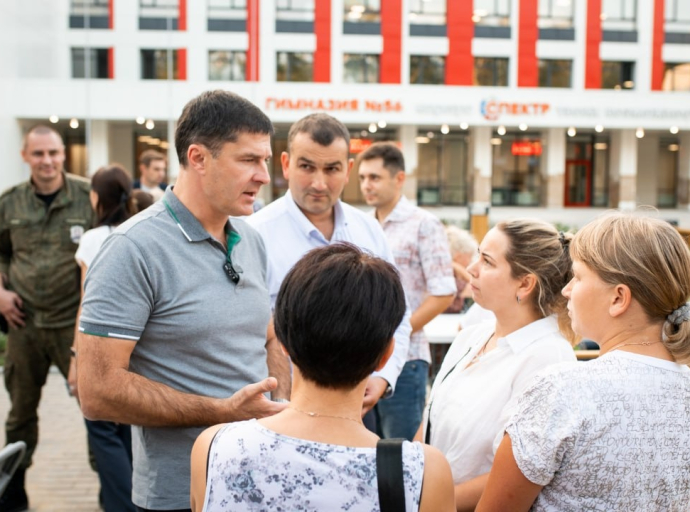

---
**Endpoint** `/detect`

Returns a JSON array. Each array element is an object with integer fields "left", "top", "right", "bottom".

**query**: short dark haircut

[
  {"left": 358, "top": 142, "right": 405, "bottom": 174},
  {"left": 23, "top": 125, "right": 63, "bottom": 150},
  {"left": 91, "top": 164, "right": 136, "bottom": 227},
  {"left": 286, "top": 113, "right": 350, "bottom": 153},
  {"left": 138, "top": 149, "right": 166, "bottom": 168},
  {"left": 175, "top": 90, "right": 274, "bottom": 166},
  {"left": 274, "top": 243, "right": 405, "bottom": 390}
]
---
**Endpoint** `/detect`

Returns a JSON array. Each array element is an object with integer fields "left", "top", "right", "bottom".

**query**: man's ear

[
  {"left": 343, "top": 158, "right": 354, "bottom": 184},
  {"left": 395, "top": 170, "right": 406, "bottom": 187},
  {"left": 609, "top": 284, "right": 632, "bottom": 318},
  {"left": 281, "top": 152, "right": 290, "bottom": 181},
  {"left": 187, "top": 144, "right": 207, "bottom": 175}
]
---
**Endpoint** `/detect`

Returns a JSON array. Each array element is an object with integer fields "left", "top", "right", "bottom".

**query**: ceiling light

[
  {"left": 427, "top": 131, "right": 435, "bottom": 138},
  {"left": 415, "top": 136, "right": 430, "bottom": 144},
  {"left": 360, "top": 130, "right": 368, "bottom": 137},
  {"left": 594, "top": 142, "right": 608, "bottom": 150},
  {"left": 595, "top": 124, "right": 604, "bottom": 133},
  {"left": 377, "top": 120, "right": 387, "bottom": 128},
  {"left": 368, "top": 123, "right": 377, "bottom": 133},
  {"left": 623, "top": 80, "right": 634, "bottom": 88},
  {"left": 351, "top": 5, "right": 365, "bottom": 13},
  {"left": 567, "top": 127, "right": 576, "bottom": 137},
  {"left": 145, "top": 119, "right": 155, "bottom": 130},
  {"left": 635, "top": 127, "right": 644, "bottom": 138},
  {"left": 460, "top": 122, "right": 469, "bottom": 130},
  {"left": 490, "top": 138, "right": 502, "bottom": 145},
  {"left": 669, "top": 144, "right": 680, "bottom": 152},
  {"left": 136, "top": 116, "right": 146, "bottom": 125},
  {"left": 441, "top": 124, "right": 449, "bottom": 134},
  {"left": 670, "top": 126, "right": 679, "bottom": 134},
  {"left": 519, "top": 123, "right": 528, "bottom": 131},
  {"left": 497, "top": 125, "right": 506, "bottom": 135},
  {"left": 69, "top": 118, "right": 79, "bottom": 129},
  {"left": 49, "top": 115, "right": 59, "bottom": 124}
]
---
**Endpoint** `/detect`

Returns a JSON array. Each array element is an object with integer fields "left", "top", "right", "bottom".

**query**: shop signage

[
  {"left": 350, "top": 138, "right": 373, "bottom": 154},
  {"left": 511, "top": 141, "right": 543, "bottom": 156},
  {"left": 265, "top": 98, "right": 403, "bottom": 113},
  {"left": 481, "top": 99, "right": 550, "bottom": 121}
]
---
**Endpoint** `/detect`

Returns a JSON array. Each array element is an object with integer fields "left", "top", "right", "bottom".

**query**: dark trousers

[
  {"left": 86, "top": 419, "right": 136, "bottom": 512},
  {"left": 4, "top": 323, "right": 73, "bottom": 468}
]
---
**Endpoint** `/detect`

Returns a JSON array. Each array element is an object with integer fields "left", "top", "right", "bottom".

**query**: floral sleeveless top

[{"left": 202, "top": 419, "right": 425, "bottom": 511}]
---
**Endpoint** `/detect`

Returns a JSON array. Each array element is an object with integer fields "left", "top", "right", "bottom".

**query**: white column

[
  {"left": 470, "top": 126, "right": 492, "bottom": 210},
  {"left": 399, "top": 124, "right": 418, "bottom": 202},
  {"left": 572, "top": 0, "right": 588, "bottom": 91},
  {"left": 88, "top": 120, "right": 109, "bottom": 176},
  {"left": 610, "top": 129, "right": 638, "bottom": 210},
  {"left": 331, "top": 0, "right": 344, "bottom": 83},
  {"left": 0, "top": 118, "right": 26, "bottom": 192},
  {"left": 114, "top": 0, "right": 138, "bottom": 81},
  {"left": 542, "top": 128, "right": 566, "bottom": 208},
  {"left": 635, "top": 0, "right": 655, "bottom": 93}
]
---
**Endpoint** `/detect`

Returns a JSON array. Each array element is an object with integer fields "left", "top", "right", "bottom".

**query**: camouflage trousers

[{"left": 4, "top": 322, "right": 73, "bottom": 469}]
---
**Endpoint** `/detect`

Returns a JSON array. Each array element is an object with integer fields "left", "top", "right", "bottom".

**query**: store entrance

[{"left": 564, "top": 159, "right": 591, "bottom": 207}]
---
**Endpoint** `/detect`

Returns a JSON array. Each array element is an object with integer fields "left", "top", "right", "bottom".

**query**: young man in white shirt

[
  {"left": 358, "top": 142, "right": 455, "bottom": 440},
  {"left": 247, "top": 113, "right": 411, "bottom": 415}
]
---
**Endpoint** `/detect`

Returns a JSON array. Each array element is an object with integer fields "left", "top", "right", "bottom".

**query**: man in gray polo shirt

[{"left": 77, "top": 90, "right": 286, "bottom": 512}]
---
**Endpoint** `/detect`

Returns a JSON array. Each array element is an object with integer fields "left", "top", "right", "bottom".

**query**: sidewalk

[{"left": 0, "top": 368, "right": 100, "bottom": 512}]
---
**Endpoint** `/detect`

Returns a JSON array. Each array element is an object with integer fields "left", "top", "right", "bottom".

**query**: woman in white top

[
  {"left": 477, "top": 212, "right": 690, "bottom": 512},
  {"left": 68, "top": 164, "right": 139, "bottom": 512},
  {"left": 191, "top": 243, "right": 455, "bottom": 512},
  {"left": 419, "top": 219, "right": 577, "bottom": 511}
]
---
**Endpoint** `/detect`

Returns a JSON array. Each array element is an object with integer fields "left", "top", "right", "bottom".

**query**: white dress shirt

[
  {"left": 423, "top": 316, "right": 576, "bottom": 484},
  {"left": 247, "top": 191, "right": 411, "bottom": 391}
]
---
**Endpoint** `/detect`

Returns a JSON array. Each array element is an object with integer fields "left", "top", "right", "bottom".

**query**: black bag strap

[{"left": 376, "top": 438, "right": 406, "bottom": 512}]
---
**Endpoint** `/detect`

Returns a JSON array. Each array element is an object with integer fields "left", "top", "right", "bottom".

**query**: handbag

[{"left": 376, "top": 438, "right": 407, "bottom": 512}]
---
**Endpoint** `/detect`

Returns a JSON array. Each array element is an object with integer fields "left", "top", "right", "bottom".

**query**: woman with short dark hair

[{"left": 191, "top": 243, "right": 455, "bottom": 512}]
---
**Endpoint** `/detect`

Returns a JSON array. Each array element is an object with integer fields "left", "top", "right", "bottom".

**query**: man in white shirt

[
  {"left": 247, "top": 113, "right": 411, "bottom": 414},
  {"left": 134, "top": 150, "right": 167, "bottom": 201},
  {"left": 358, "top": 142, "right": 456, "bottom": 440}
]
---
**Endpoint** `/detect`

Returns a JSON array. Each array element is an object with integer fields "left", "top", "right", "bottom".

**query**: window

[
  {"left": 538, "top": 59, "right": 571, "bottom": 88},
  {"left": 344, "top": 0, "right": 380, "bottom": 23},
  {"left": 410, "top": 56, "right": 445, "bottom": 85},
  {"left": 474, "top": 58, "right": 508, "bottom": 86},
  {"left": 276, "top": 0, "right": 314, "bottom": 22},
  {"left": 409, "top": 0, "right": 445, "bottom": 25},
  {"left": 658, "top": 138, "right": 679, "bottom": 208},
  {"left": 276, "top": 52, "right": 313, "bottom": 82},
  {"left": 343, "top": 54, "right": 379, "bottom": 83},
  {"left": 208, "top": 0, "right": 247, "bottom": 31},
  {"left": 538, "top": 0, "right": 573, "bottom": 28},
  {"left": 601, "top": 61, "right": 635, "bottom": 89},
  {"left": 473, "top": 0, "right": 511, "bottom": 26},
  {"left": 141, "top": 49, "right": 180, "bottom": 80},
  {"left": 662, "top": 63, "right": 690, "bottom": 91},
  {"left": 601, "top": 0, "right": 636, "bottom": 30},
  {"left": 491, "top": 133, "right": 542, "bottom": 206},
  {"left": 70, "top": 0, "right": 110, "bottom": 29},
  {"left": 416, "top": 132, "right": 469, "bottom": 206},
  {"left": 208, "top": 51, "right": 246, "bottom": 81},
  {"left": 72, "top": 48, "right": 110, "bottom": 79},
  {"left": 140, "top": 0, "right": 179, "bottom": 30},
  {"left": 665, "top": 0, "right": 690, "bottom": 32}
]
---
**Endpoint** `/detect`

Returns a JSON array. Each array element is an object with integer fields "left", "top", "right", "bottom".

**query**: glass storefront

[
  {"left": 565, "top": 135, "right": 609, "bottom": 207},
  {"left": 658, "top": 138, "right": 679, "bottom": 208},
  {"left": 416, "top": 131, "right": 469, "bottom": 206},
  {"left": 491, "top": 133, "right": 542, "bottom": 206}
]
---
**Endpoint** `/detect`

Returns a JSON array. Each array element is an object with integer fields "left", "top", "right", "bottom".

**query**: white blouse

[
  {"left": 508, "top": 351, "right": 690, "bottom": 511},
  {"left": 424, "top": 316, "right": 576, "bottom": 484}
]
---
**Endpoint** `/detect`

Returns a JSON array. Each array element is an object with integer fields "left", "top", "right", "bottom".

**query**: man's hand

[
  {"left": 67, "top": 356, "right": 79, "bottom": 400},
  {"left": 362, "top": 376, "right": 389, "bottom": 416},
  {"left": 224, "top": 377, "right": 287, "bottom": 421},
  {"left": 0, "top": 288, "right": 24, "bottom": 329}
]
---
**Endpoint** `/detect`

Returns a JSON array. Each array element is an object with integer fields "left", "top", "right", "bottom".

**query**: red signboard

[
  {"left": 350, "top": 139, "right": 373, "bottom": 154},
  {"left": 511, "top": 141, "right": 542, "bottom": 156}
]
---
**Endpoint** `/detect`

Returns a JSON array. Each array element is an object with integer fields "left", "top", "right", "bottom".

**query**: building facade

[{"left": 1, "top": 0, "right": 689, "bottom": 219}]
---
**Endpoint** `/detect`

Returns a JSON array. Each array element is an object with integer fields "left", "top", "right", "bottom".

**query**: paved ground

[{"left": 0, "top": 368, "right": 101, "bottom": 511}]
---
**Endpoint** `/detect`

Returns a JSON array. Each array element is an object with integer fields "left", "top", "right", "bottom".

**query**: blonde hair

[
  {"left": 496, "top": 219, "right": 577, "bottom": 345},
  {"left": 570, "top": 212, "right": 690, "bottom": 364},
  {"left": 445, "top": 225, "right": 478, "bottom": 257}
]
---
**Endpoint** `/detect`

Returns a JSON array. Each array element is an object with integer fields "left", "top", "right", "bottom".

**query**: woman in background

[
  {"left": 68, "top": 164, "right": 139, "bottom": 512},
  {"left": 477, "top": 212, "right": 690, "bottom": 511},
  {"left": 420, "top": 219, "right": 577, "bottom": 512},
  {"left": 443, "top": 225, "right": 477, "bottom": 314}
]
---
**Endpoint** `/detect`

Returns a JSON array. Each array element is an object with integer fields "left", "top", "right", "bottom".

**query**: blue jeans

[{"left": 374, "top": 360, "right": 429, "bottom": 441}]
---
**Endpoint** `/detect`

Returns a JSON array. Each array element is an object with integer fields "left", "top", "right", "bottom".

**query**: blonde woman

[
  {"left": 418, "top": 219, "right": 577, "bottom": 512},
  {"left": 477, "top": 213, "right": 690, "bottom": 511}
]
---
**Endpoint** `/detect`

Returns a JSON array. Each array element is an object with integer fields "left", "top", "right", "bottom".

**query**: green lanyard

[{"left": 163, "top": 198, "right": 242, "bottom": 284}]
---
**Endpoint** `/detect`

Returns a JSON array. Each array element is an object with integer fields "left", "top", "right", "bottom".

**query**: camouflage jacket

[{"left": 0, "top": 172, "right": 93, "bottom": 328}]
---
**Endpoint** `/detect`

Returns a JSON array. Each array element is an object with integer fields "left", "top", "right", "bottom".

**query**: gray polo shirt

[{"left": 80, "top": 188, "right": 271, "bottom": 510}]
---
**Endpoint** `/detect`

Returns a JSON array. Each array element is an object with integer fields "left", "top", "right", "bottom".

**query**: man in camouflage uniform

[{"left": 0, "top": 125, "right": 92, "bottom": 512}]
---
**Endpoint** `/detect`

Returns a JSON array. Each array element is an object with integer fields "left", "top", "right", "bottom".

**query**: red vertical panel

[
  {"left": 314, "top": 0, "right": 331, "bottom": 82},
  {"left": 446, "top": 0, "right": 473, "bottom": 85},
  {"left": 585, "top": 0, "right": 602, "bottom": 88},
  {"left": 246, "top": 0, "right": 260, "bottom": 81},
  {"left": 380, "top": 0, "right": 402, "bottom": 83},
  {"left": 178, "top": 0, "right": 187, "bottom": 31},
  {"left": 518, "top": 0, "right": 538, "bottom": 87},
  {"left": 651, "top": 0, "right": 665, "bottom": 90},
  {"left": 178, "top": 48, "right": 187, "bottom": 80},
  {"left": 108, "top": 0, "right": 114, "bottom": 29},
  {"left": 108, "top": 47, "right": 115, "bottom": 79}
]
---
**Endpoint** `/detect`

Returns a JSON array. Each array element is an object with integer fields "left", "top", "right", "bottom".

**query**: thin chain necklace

[
  {"left": 288, "top": 405, "right": 363, "bottom": 425},
  {"left": 604, "top": 340, "right": 662, "bottom": 354}
]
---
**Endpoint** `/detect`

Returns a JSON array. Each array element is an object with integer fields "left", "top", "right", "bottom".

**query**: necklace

[
  {"left": 605, "top": 340, "right": 662, "bottom": 353},
  {"left": 288, "top": 405, "right": 363, "bottom": 425}
]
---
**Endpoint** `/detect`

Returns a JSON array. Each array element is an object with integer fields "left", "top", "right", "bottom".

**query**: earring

[{"left": 516, "top": 295, "right": 521, "bottom": 304}]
